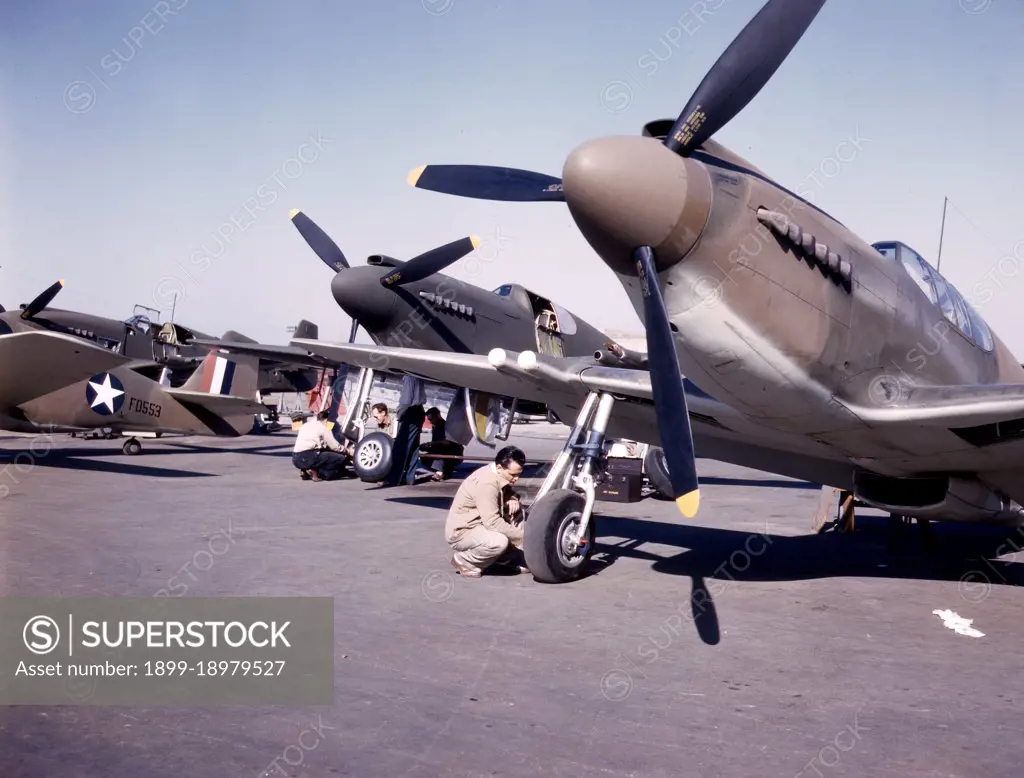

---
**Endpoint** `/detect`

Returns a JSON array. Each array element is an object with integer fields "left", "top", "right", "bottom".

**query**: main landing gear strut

[{"left": 523, "top": 391, "right": 616, "bottom": 583}]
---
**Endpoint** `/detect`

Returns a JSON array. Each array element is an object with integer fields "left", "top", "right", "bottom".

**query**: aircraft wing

[
  {"left": 0, "top": 331, "right": 133, "bottom": 409},
  {"left": 851, "top": 382, "right": 1024, "bottom": 429},
  {"left": 288, "top": 339, "right": 858, "bottom": 487},
  {"left": 289, "top": 339, "right": 598, "bottom": 408},
  {"left": 188, "top": 338, "right": 336, "bottom": 369}
]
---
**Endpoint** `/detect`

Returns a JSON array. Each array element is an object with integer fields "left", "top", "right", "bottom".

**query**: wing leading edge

[{"left": 0, "top": 331, "right": 133, "bottom": 409}]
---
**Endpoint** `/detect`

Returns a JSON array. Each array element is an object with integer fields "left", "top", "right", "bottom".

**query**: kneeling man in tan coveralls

[{"left": 446, "top": 446, "right": 529, "bottom": 578}]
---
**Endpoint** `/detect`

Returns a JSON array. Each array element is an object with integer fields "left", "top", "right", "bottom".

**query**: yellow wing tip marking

[
  {"left": 407, "top": 165, "right": 427, "bottom": 186},
  {"left": 288, "top": 209, "right": 301, "bottom": 219},
  {"left": 676, "top": 489, "right": 700, "bottom": 518}
]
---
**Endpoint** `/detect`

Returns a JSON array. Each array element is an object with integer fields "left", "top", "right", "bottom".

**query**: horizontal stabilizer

[
  {"left": 0, "top": 331, "right": 132, "bottom": 409},
  {"left": 189, "top": 338, "right": 335, "bottom": 369},
  {"left": 165, "top": 390, "right": 266, "bottom": 436},
  {"left": 165, "top": 390, "right": 266, "bottom": 416}
]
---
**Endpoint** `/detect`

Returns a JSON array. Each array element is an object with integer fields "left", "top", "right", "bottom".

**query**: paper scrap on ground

[{"left": 932, "top": 609, "right": 985, "bottom": 638}]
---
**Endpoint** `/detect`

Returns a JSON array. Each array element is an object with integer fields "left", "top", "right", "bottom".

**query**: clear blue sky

[{"left": 2, "top": 0, "right": 1023, "bottom": 352}]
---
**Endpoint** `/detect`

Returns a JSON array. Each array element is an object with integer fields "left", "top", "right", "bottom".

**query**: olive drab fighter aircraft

[
  {"left": 0, "top": 279, "right": 324, "bottom": 396},
  {"left": 0, "top": 328, "right": 266, "bottom": 455},
  {"left": 187, "top": 207, "right": 640, "bottom": 427},
  {"left": 277, "top": 0, "right": 1024, "bottom": 584}
]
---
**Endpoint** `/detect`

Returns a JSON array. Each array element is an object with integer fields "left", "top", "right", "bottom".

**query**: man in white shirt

[{"left": 292, "top": 410, "right": 350, "bottom": 481}]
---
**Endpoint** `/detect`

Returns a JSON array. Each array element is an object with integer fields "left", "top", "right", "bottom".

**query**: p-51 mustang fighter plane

[
  {"left": 0, "top": 330, "right": 265, "bottom": 455},
  {"left": 189, "top": 208, "right": 639, "bottom": 446},
  {"left": 281, "top": 0, "right": 1024, "bottom": 583}
]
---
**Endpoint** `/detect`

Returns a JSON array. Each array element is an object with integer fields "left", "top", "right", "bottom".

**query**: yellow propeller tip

[
  {"left": 675, "top": 489, "right": 700, "bottom": 518},
  {"left": 469, "top": 235, "right": 481, "bottom": 250},
  {"left": 407, "top": 165, "right": 427, "bottom": 186},
  {"left": 288, "top": 209, "right": 301, "bottom": 219},
  {"left": 58, "top": 279, "right": 64, "bottom": 286}
]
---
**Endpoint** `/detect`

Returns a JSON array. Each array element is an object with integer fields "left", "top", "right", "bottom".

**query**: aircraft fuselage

[{"left": 562, "top": 134, "right": 1024, "bottom": 480}]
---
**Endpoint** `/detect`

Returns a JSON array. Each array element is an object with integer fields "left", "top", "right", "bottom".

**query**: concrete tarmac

[{"left": 0, "top": 424, "right": 1022, "bottom": 777}]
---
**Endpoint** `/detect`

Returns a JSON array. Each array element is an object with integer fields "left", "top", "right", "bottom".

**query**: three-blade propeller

[
  {"left": 401, "top": 0, "right": 828, "bottom": 517},
  {"left": 288, "top": 209, "right": 480, "bottom": 290},
  {"left": 20, "top": 280, "right": 64, "bottom": 320}
]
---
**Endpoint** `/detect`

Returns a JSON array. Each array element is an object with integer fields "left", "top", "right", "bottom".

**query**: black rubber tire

[
  {"left": 522, "top": 489, "right": 595, "bottom": 583},
  {"left": 644, "top": 446, "right": 673, "bottom": 500},
  {"left": 123, "top": 439, "right": 142, "bottom": 456},
  {"left": 353, "top": 432, "right": 393, "bottom": 482}
]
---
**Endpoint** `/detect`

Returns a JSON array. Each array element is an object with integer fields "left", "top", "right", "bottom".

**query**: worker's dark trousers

[
  {"left": 419, "top": 440, "right": 465, "bottom": 479},
  {"left": 293, "top": 449, "right": 347, "bottom": 481},
  {"left": 387, "top": 405, "right": 426, "bottom": 485}
]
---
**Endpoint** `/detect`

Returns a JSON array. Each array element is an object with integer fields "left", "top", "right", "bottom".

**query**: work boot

[
  {"left": 451, "top": 553, "right": 481, "bottom": 578},
  {"left": 299, "top": 469, "right": 312, "bottom": 481}
]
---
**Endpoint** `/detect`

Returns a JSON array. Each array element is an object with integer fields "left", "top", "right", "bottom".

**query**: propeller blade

[
  {"left": 634, "top": 246, "right": 699, "bottom": 517},
  {"left": 664, "top": 0, "right": 827, "bottom": 157},
  {"left": 407, "top": 165, "right": 565, "bottom": 202},
  {"left": 379, "top": 236, "right": 481, "bottom": 289},
  {"left": 289, "top": 210, "right": 349, "bottom": 271},
  {"left": 20, "top": 280, "right": 64, "bottom": 320},
  {"left": 347, "top": 318, "right": 359, "bottom": 344}
]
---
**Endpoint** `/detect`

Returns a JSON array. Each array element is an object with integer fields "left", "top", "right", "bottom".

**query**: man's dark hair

[
  {"left": 371, "top": 402, "right": 388, "bottom": 414},
  {"left": 426, "top": 406, "right": 442, "bottom": 419},
  {"left": 495, "top": 445, "right": 526, "bottom": 468},
  {"left": 316, "top": 410, "right": 330, "bottom": 421}
]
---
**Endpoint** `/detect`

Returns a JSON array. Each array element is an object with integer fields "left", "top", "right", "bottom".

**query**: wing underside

[
  {"left": 0, "top": 331, "right": 133, "bottom": 409},
  {"left": 188, "top": 338, "right": 335, "bottom": 370},
  {"left": 288, "top": 340, "right": 857, "bottom": 487}
]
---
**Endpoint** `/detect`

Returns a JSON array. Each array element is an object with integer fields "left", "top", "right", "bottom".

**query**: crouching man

[
  {"left": 292, "top": 410, "right": 350, "bottom": 481},
  {"left": 445, "top": 446, "right": 529, "bottom": 578}
]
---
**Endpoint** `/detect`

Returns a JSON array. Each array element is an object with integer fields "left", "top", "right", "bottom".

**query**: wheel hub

[
  {"left": 358, "top": 441, "right": 383, "bottom": 469},
  {"left": 558, "top": 510, "right": 588, "bottom": 566}
]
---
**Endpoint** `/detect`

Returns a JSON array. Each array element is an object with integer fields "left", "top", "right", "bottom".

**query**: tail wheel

[
  {"left": 523, "top": 489, "right": 595, "bottom": 583},
  {"left": 122, "top": 438, "right": 142, "bottom": 456}
]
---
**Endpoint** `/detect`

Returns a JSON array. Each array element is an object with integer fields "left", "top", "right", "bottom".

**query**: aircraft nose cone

[
  {"left": 562, "top": 136, "right": 713, "bottom": 275},
  {"left": 330, "top": 266, "right": 396, "bottom": 332}
]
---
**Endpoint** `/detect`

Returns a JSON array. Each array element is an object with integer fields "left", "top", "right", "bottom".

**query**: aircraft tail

[
  {"left": 167, "top": 351, "right": 265, "bottom": 435},
  {"left": 293, "top": 319, "right": 318, "bottom": 340}
]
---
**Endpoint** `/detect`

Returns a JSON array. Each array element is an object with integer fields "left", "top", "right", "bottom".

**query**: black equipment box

[
  {"left": 605, "top": 456, "right": 644, "bottom": 476},
  {"left": 598, "top": 472, "right": 643, "bottom": 503}
]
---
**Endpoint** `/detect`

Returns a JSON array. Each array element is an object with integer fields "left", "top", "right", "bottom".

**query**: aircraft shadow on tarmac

[
  {"left": 0, "top": 448, "right": 217, "bottom": 478},
  {"left": 387, "top": 491, "right": 1024, "bottom": 646}
]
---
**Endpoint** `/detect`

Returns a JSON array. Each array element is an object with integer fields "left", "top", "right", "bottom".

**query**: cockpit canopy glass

[
  {"left": 872, "top": 241, "right": 993, "bottom": 352},
  {"left": 492, "top": 284, "right": 513, "bottom": 297},
  {"left": 124, "top": 314, "right": 152, "bottom": 334}
]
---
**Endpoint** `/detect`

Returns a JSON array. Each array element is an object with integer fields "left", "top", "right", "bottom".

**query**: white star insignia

[{"left": 88, "top": 374, "right": 124, "bottom": 413}]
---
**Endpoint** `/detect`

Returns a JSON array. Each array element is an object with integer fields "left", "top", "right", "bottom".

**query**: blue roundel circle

[{"left": 85, "top": 372, "right": 126, "bottom": 415}]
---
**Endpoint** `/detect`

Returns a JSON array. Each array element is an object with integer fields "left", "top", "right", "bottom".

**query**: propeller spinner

[{"left": 401, "top": 0, "right": 829, "bottom": 516}]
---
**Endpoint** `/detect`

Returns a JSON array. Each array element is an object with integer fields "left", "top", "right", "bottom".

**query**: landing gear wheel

[
  {"left": 523, "top": 489, "right": 595, "bottom": 583},
  {"left": 122, "top": 438, "right": 142, "bottom": 456},
  {"left": 353, "top": 432, "right": 394, "bottom": 482},
  {"left": 644, "top": 446, "right": 674, "bottom": 500}
]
